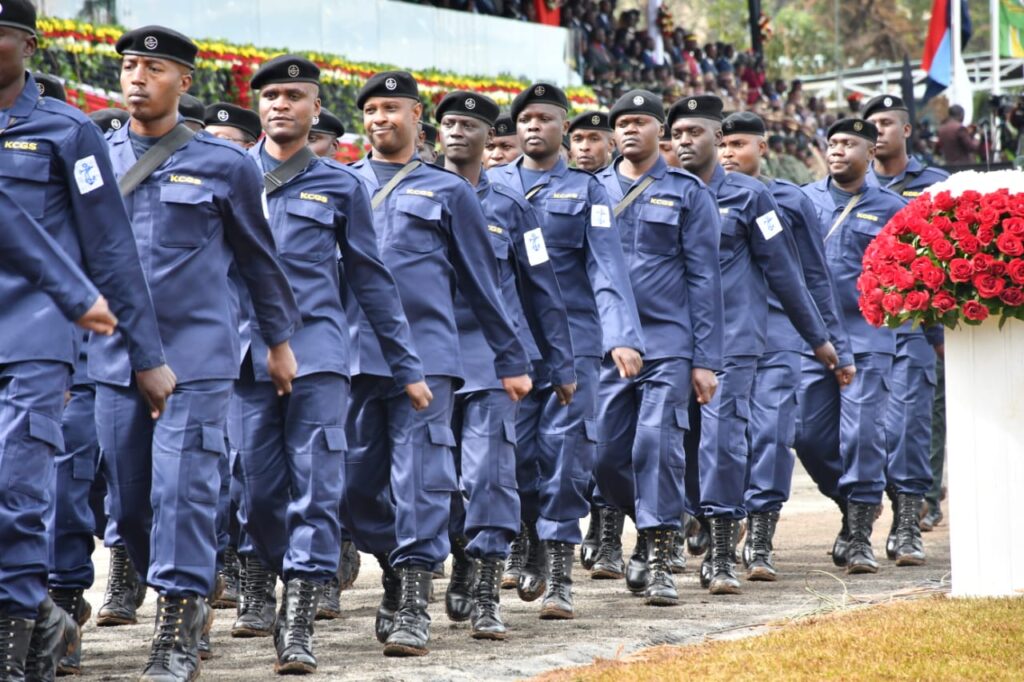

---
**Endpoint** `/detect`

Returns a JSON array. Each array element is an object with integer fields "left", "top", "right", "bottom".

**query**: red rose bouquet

[{"left": 858, "top": 171, "right": 1024, "bottom": 329}]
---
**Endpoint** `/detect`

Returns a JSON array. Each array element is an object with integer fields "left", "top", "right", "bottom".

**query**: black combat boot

[
  {"left": 705, "top": 516, "right": 741, "bottom": 595},
  {"left": 590, "top": 507, "right": 625, "bottom": 579},
  {"left": 885, "top": 488, "right": 900, "bottom": 561},
  {"left": 501, "top": 524, "right": 527, "bottom": 590},
  {"left": 893, "top": 494, "right": 926, "bottom": 566},
  {"left": 231, "top": 554, "right": 277, "bottom": 638},
  {"left": 338, "top": 540, "right": 361, "bottom": 591},
  {"left": 624, "top": 530, "right": 648, "bottom": 594},
  {"left": 669, "top": 528, "right": 687, "bottom": 574},
  {"left": 743, "top": 512, "right": 780, "bottom": 582},
  {"left": 139, "top": 594, "right": 208, "bottom": 682},
  {"left": 25, "top": 596, "right": 79, "bottom": 682},
  {"left": 686, "top": 515, "right": 710, "bottom": 556},
  {"left": 846, "top": 502, "right": 880, "bottom": 574},
  {"left": 516, "top": 522, "right": 546, "bottom": 602},
  {"left": 642, "top": 528, "right": 678, "bottom": 606},
  {"left": 579, "top": 505, "right": 601, "bottom": 570},
  {"left": 49, "top": 588, "right": 90, "bottom": 676},
  {"left": 0, "top": 616, "right": 33, "bottom": 682},
  {"left": 374, "top": 555, "right": 401, "bottom": 644},
  {"left": 274, "top": 578, "right": 322, "bottom": 674},
  {"left": 831, "top": 498, "right": 851, "bottom": 567},
  {"left": 539, "top": 541, "right": 575, "bottom": 620},
  {"left": 316, "top": 577, "right": 341, "bottom": 621},
  {"left": 445, "top": 535, "right": 476, "bottom": 622},
  {"left": 96, "top": 546, "right": 146, "bottom": 626},
  {"left": 470, "top": 558, "right": 506, "bottom": 640},
  {"left": 382, "top": 567, "right": 433, "bottom": 657},
  {"left": 212, "top": 546, "right": 240, "bottom": 609}
]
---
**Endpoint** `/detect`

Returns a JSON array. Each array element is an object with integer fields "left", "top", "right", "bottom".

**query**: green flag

[{"left": 1001, "top": 0, "right": 1024, "bottom": 57}]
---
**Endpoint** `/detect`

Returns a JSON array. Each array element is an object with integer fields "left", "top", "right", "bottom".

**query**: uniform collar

[
  {"left": 248, "top": 137, "right": 318, "bottom": 179},
  {"left": 6, "top": 72, "right": 41, "bottom": 119},
  {"left": 707, "top": 164, "right": 727, "bottom": 193},
  {"left": 603, "top": 154, "right": 668, "bottom": 182},
  {"left": 474, "top": 166, "right": 491, "bottom": 195}
]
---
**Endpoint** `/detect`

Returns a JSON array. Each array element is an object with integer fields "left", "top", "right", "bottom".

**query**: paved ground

[{"left": 77, "top": 467, "right": 950, "bottom": 680}]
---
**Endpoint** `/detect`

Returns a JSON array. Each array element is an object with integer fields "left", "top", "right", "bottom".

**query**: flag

[
  {"left": 921, "top": 0, "right": 973, "bottom": 115},
  {"left": 900, "top": 55, "right": 918, "bottom": 154},
  {"left": 533, "top": 0, "right": 560, "bottom": 27},
  {"left": 1000, "top": 0, "right": 1024, "bottom": 57}
]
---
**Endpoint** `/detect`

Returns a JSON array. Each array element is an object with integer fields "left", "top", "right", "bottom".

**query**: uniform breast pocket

[
  {"left": 845, "top": 219, "right": 881, "bottom": 257},
  {"left": 158, "top": 183, "right": 216, "bottom": 248},
  {"left": 281, "top": 198, "right": 336, "bottom": 262},
  {"left": 636, "top": 203, "right": 681, "bottom": 255},
  {"left": 392, "top": 193, "right": 444, "bottom": 253},
  {"left": 488, "top": 229, "right": 511, "bottom": 262},
  {"left": 0, "top": 151, "right": 50, "bottom": 219},
  {"left": 543, "top": 198, "right": 586, "bottom": 249}
]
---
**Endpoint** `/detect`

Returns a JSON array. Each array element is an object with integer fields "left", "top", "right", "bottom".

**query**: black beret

[
  {"left": 493, "top": 115, "right": 515, "bottom": 138},
  {"left": 767, "top": 133, "right": 785, "bottom": 145},
  {"left": 667, "top": 94, "right": 724, "bottom": 127},
  {"left": 178, "top": 93, "right": 205, "bottom": 126},
  {"left": 561, "top": 133, "right": 571, "bottom": 150},
  {"left": 0, "top": 0, "right": 36, "bottom": 36},
  {"left": 722, "top": 111, "right": 765, "bottom": 136},
  {"left": 89, "top": 108, "right": 130, "bottom": 134},
  {"left": 357, "top": 71, "right": 419, "bottom": 109},
  {"left": 862, "top": 94, "right": 908, "bottom": 120},
  {"left": 204, "top": 102, "right": 261, "bottom": 140},
  {"left": 250, "top": 54, "right": 320, "bottom": 90},
  {"left": 420, "top": 122, "right": 437, "bottom": 146},
  {"left": 510, "top": 82, "right": 569, "bottom": 123},
  {"left": 435, "top": 90, "right": 500, "bottom": 126},
  {"left": 609, "top": 89, "right": 664, "bottom": 126},
  {"left": 32, "top": 73, "right": 66, "bottom": 103},
  {"left": 828, "top": 117, "right": 878, "bottom": 143},
  {"left": 116, "top": 25, "right": 198, "bottom": 69},
  {"left": 569, "top": 110, "right": 611, "bottom": 133},
  {"left": 311, "top": 108, "right": 345, "bottom": 137}
]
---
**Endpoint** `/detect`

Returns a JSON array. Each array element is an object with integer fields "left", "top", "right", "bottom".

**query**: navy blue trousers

[
  {"left": 745, "top": 350, "right": 801, "bottom": 514},
  {"left": 884, "top": 334, "right": 936, "bottom": 497}
]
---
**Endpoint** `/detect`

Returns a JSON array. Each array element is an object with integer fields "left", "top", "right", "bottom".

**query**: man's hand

[
  {"left": 691, "top": 368, "right": 718, "bottom": 405},
  {"left": 76, "top": 295, "right": 118, "bottom": 336},
  {"left": 834, "top": 364, "right": 857, "bottom": 388},
  {"left": 135, "top": 364, "right": 177, "bottom": 419},
  {"left": 405, "top": 381, "right": 433, "bottom": 411},
  {"left": 267, "top": 342, "right": 297, "bottom": 396},
  {"left": 610, "top": 347, "right": 643, "bottom": 379},
  {"left": 501, "top": 374, "right": 533, "bottom": 402},
  {"left": 933, "top": 343, "right": 945, "bottom": 360},
  {"left": 812, "top": 341, "right": 839, "bottom": 371},
  {"left": 553, "top": 382, "right": 576, "bottom": 406}
]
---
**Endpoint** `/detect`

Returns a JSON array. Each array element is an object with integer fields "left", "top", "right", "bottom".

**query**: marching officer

[
  {"left": 343, "top": 71, "right": 532, "bottom": 656},
  {"left": 796, "top": 118, "right": 906, "bottom": 575},
  {"left": 178, "top": 92, "right": 206, "bottom": 131},
  {"left": 483, "top": 115, "right": 520, "bottom": 169},
  {"left": 417, "top": 121, "right": 438, "bottom": 163},
  {"left": 204, "top": 102, "right": 261, "bottom": 149},
  {"left": 863, "top": 94, "right": 947, "bottom": 566},
  {"left": 436, "top": 90, "right": 575, "bottom": 638},
  {"left": 308, "top": 107, "right": 345, "bottom": 158},
  {"left": 594, "top": 90, "right": 723, "bottom": 605},
  {"left": 568, "top": 110, "right": 614, "bottom": 172},
  {"left": 668, "top": 94, "right": 836, "bottom": 595},
  {"left": 719, "top": 111, "right": 855, "bottom": 581},
  {"left": 0, "top": 2, "right": 170, "bottom": 677},
  {"left": 92, "top": 26, "right": 302, "bottom": 680},
  {"left": 490, "top": 82, "right": 644, "bottom": 619}
]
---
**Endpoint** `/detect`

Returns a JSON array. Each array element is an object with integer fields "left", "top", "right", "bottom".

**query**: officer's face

[
  {"left": 439, "top": 113, "right": 489, "bottom": 165},
  {"left": 206, "top": 125, "right": 255, "bottom": 149},
  {"left": 719, "top": 133, "right": 765, "bottom": 176},
  {"left": 259, "top": 82, "right": 320, "bottom": 145},
  {"left": 307, "top": 132, "right": 339, "bottom": 158},
  {"left": 363, "top": 97, "right": 421, "bottom": 157},
  {"left": 827, "top": 133, "right": 875, "bottom": 183},
  {"left": 612, "top": 114, "right": 660, "bottom": 165},
  {"left": 671, "top": 117, "right": 722, "bottom": 174},
  {"left": 659, "top": 139, "right": 680, "bottom": 168},
  {"left": 517, "top": 103, "right": 568, "bottom": 161},
  {"left": 484, "top": 136, "right": 521, "bottom": 169},
  {"left": 868, "top": 111, "right": 910, "bottom": 161},
  {"left": 0, "top": 27, "right": 36, "bottom": 90},
  {"left": 570, "top": 129, "right": 614, "bottom": 171},
  {"left": 120, "top": 56, "right": 192, "bottom": 122}
]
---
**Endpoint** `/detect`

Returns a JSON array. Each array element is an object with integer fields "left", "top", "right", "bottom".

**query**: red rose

[
  {"left": 991, "top": 261, "right": 1008, "bottom": 277},
  {"left": 972, "top": 253, "right": 995, "bottom": 273},
  {"left": 904, "top": 290, "right": 930, "bottom": 311},
  {"left": 950, "top": 221, "right": 973, "bottom": 241},
  {"left": 857, "top": 272, "right": 880, "bottom": 293},
  {"left": 986, "top": 191, "right": 1010, "bottom": 212},
  {"left": 1008, "top": 259, "right": 1024, "bottom": 284},
  {"left": 949, "top": 258, "right": 974, "bottom": 282},
  {"left": 932, "top": 215, "right": 953, "bottom": 233},
  {"left": 931, "top": 290, "right": 957, "bottom": 313},
  {"left": 861, "top": 302, "right": 884, "bottom": 327},
  {"left": 877, "top": 264, "right": 898, "bottom": 287},
  {"left": 931, "top": 238, "right": 956, "bottom": 261},
  {"left": 997, "top": 233, "right": 1024, "bottom": 257},
  {"left": 957, "top": 235, "right": 981, "bottom": 255},
  {"left": 866, "top": 287, "right": 884, "bottom": 305},
  {"left": 978, "top": 207, "right": 1000, "bottom": 227},
  {"left": 910, "top": 256, "right": 933, "bottom": 278},
  {"left": 920, "top": 226, "right": 945, "bottom": 247},
  {"left": 962, "top": 190, "right": 982, "bottom": 204},
  {"left": 955, "top": 204, "right": 979, "bottom": 224},
  {"left": 893, "top": 242, "right": 917, "bottom": 264},
  {"left": 894, "top": 267, "right": 916, "bottom": 291},
  {"left": 973, "top": 273, "right": 1007, "bottom": 299},
  {"left": 977, "top": 227, "right": 996, "bottom": 245},
  {"left": 1000, "top": 287, "right": 1024, "bottom": 307},
  {"left": 1004, "top": 217, "right": 1024, "bottom": 237},
  {"left": 922, "top": 266, "right": 946, "bottom": 290},
  {"left": 963, "top": 300, "right": 990, "bottom": 321},
  {"left": 882, "top": 292, "right": 904, "bottom": 314},
  {"left": 933, "top": 191, "right": 955, "bottom": 211}
]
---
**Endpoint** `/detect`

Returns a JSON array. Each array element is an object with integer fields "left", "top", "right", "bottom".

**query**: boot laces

[
  {"left": 505, "top": 530, "right": 527, "bottom": 573},
  {"left": 711, "top": 520, "right": 736, "bottom": 572},
  {"left": 750, "top": 514, "right": 777, "bottom": 559},
  {"left": 593, "top": 510, "right": 623, "bottom": 565},
  {"left": 896, "top": 497, "right": 922, "bottom": 545},
  {"left": 648, "top": 530, "right": 673, "bottom": 571},
  {"left": 848, "top": 503, "right": 876, "bottom": 544},
  {"left": 0, "top": 618, "right": 20, "bottom": 668},
  {"left": 146, "top": 599, "right": 184, "bottom": 669},
  {"left": 106, "top": 547, "right": 132, "bottom": 598},
  {"left": 473, "top": 561, "right": 500, "bottom": 618},
  {"left": 240, "top": 558, "right": 272, "bottom": 615},
  {"left": 285, "top": 583, "right": 316, "bottom": 648}
]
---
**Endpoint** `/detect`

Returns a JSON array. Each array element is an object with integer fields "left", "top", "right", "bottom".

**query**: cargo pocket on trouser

[
  {"left": 422, "top": 422, "right": 458, "bottom": 492},
  {"left": 570, "top": 418, "right": 600, "bottom": 482},
  {"left": 186, "top": 424, "right": 226, "bottom": 505},
  {"left": 496, "top": 419, "right": 519, "bottom": 489},
  {"left": 3, "top": 411, "right": 62, "bottom": 507}
]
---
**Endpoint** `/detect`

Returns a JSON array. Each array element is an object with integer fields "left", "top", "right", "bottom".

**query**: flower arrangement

[{"left": 858, "top": 170, "right": 1024, "bottom": 329}]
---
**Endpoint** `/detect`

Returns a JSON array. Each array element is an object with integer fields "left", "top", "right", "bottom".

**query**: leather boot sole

[
  {"left": 95, "top": 612, "right": 136, "bottom": 626},
  {"left": 895, "top": 554, "right": 926, "bottom": 567},
  {"left": 746, "top": 566, "right": 777, "bottom": 582},
  {"left": 275, "top": 660, "right": 317, "bottom": 674},
  {"left": 516, "top": 579, "right": 546, "bottom": 603},
  {"left": 846, "top": 562, "right": 879, "bottom": 575},
  {"left": 643, "top": 593, "right": 678, "bottom": 606},
  {"left": 382, "top": 643, "right": 429, "bottom": 657},
  {"left": 231, "top": 625, "right": 274, "bottom": 638},
  {"left": 500, "top": 574, "right": 518, "bottom": 590},
  {"left": 315, "top": 605, "right": 341, "bottom": 621},
  {"left": 211, "top": 598, "right": 238, "bottom": 609},
  {"left": 538, "top": 604, "right": 574, "bottom": 620},
  {"left": 590, "top": 566, "right": 624, "bottom": 580},
  {"left": 56, "top": 662, "right": 82, "bottom": 676},
  {"left": 709, "top": 581, "right": 741, "bottom": 595},
  {"left": 470, "top": 628, "right": 508, "bottom": 641}
]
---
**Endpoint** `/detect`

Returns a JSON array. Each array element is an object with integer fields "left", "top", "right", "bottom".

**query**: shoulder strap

[
  {"left": 888, "top": 169, "right": 923, "bottom": 196},
  {"left": 613, "top": 176, "right": 655, "bottom": 217},
  {"left": 264, "top": 146, "right": 318, "bottom": 194},
  {"left": 824, "top": 194, "right": 862, "bottom": 242},
  {"left": 371, "top": 161, "right": 422, "bottom": 210},
  {"left": 525, "top": 183, "right": 547, "bottom": 200},
  {"left": 118, "top": 124, "right": 196, "bottom": 197}
]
